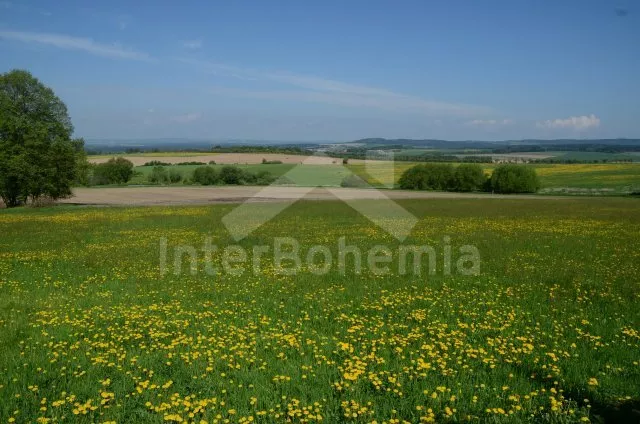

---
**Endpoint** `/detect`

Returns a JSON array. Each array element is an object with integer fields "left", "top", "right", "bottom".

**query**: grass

[
  {"left": 0, "top": 198, "right": 639, "bottom": 423},
  {"left": 388, "top": 150, "right": 638, "bottom": 162},
  {"left": 545, "top": 151, "right": 637, "bottom": 162},
  {"left": 532, "top": 164, "right": 640, "bottom": 192}
]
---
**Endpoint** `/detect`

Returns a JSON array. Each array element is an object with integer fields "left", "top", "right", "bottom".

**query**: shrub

[
  {"left": 452, "top": 164, "right": 486, "bottom": 192},
  {"left": 398, "top": 163, "right": 455, "bottom": 190},
  {"left": 168, "top": 169, "right": 183, "bottom": 183},
  {"left": 340, "top": 175, "right": 369, "bottom": 188},
  {"left": 490, "top": 165, "right": 540, "bottom": 193},
  {"left": 192, "top": 166, "right": 220, "bottom": 185},
  {"left": 92, "top": 157, "right": 134, "bottom": 185},
  {"left": 208, "top": 160, "right": 216, "bottom": 165},
  {"left": 262, "top": 158, "right": 283, "bottom": 164},
  {"left": 242, "top": 170, "right": 276, "bottom": 185},
  {"left": 147, "top": 166, "right": 181, "bottom": 184},
  {"left": 177, "top": 161, "right": 206, "bottom": 166},
  {"left": 148, "top": 166, "right": 169, "bottom": 184},
  {"left": 144, "top": 160, "right": 171, "bottom": 166},
  {"left": 220, "top": 166, "right": 245, "bottom": 185},
  {"left": 254, "top": 171, "right": 276, "bottom": 185},
  {"left": 191, "top": 165, "right": 274, "bottom": 186}
]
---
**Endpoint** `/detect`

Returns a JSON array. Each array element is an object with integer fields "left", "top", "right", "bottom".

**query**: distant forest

[{"left": 84, "top": 138, "right": 640, "bottom": 164}]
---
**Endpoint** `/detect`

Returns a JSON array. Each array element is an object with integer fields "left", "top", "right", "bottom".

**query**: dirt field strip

[
  {"left": 88, "top": 153, "right": 360, "bottom": 166},
  {"left": 60, "top": 186, "right": 564, "bottom": 206}
]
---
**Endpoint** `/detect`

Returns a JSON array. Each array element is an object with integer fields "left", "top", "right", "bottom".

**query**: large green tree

[{"left": 0, "top": 69, "right": 87, "bottom": 207}]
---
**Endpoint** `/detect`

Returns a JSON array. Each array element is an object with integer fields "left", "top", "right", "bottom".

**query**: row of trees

[
  {"left": 399, "top": 163, "right": 540, "bottom": 193},
  {"left": 86, "top": 159, "right": 278, "bottom": 187},
  {"left": 191, "top": 165, "right": 276, "bottom": 186}
]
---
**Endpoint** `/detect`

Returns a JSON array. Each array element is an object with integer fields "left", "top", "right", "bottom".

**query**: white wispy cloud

[
  {"left": 183, "top": 39, "right": 203, "bottom": 50},
  {"left": 170, "top": 112, "right": 202, "bottom": 123},
  {"left": 0, "top": 30, "right": 149, "bottom": 60},
  {"left": 465, "top": 119, "right": 513, "bottom": 126},
  {"left": 536, "top": 114, "right": 600, "bottom": 130},
  {"left": 176, "top": 58, "right": 491, "bottom": 116}
]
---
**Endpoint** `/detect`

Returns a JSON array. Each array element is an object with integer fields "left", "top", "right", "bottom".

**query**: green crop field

[
  {"left": 130, "top": 164, "right": 297, "bottom": 185},
  {"left": 88, "top": 157, "right": 640, "bottom": 194},
  {"left": 1, "top": 198, "right": 639, "bottom": 423},
  {"left": 543, "top": 152, "right": 637, "bottom": 162},
  {"left": 348, "top": 162, "right": 640, "bottom": 194},
  {"left": 129, "top": 164, "right": 351, "bottom": 187}
]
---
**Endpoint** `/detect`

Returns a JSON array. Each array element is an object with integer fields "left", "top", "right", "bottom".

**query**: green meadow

[{"left": 0, "top": 198, "right": 639, "bottom": 423}]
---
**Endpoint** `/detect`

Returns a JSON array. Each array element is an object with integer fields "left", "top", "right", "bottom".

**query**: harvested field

[
  {"left": 89, "top": 153, "right": 350, "bottom": 166},
  {"left": 60, "top": 186, "right": 558, "bottom": 206}
]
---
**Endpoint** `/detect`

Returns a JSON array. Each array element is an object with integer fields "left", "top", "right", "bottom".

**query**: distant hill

[
  {"left": 84, "top": 139, "right": 323, "bottom": 153},
  {"left": 352, "top": 138, "right": 640, "bottom": 148},
  {"left": 83, "top": 137, "right": 640, "bottom": 155}
]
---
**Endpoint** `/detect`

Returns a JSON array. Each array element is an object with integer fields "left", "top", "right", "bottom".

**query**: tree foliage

[
  {"left": 399, "top": 163, "right": 490, "bottom": 192},
  {"left": 191, "top": 165, "right": 275, "bottom": 186},
  {"left": 0, "top": 69, "right": 87, "bottom": 207},
  {"left": 192, "top": 166, "right": 220, "bottom": 185},
  {"left": 490, "top": 165, "right": 540, "bottom": 193},
  {"left": 219, "top": 165, "right": 244, "bottom": 185},
  {"left": 453, "top": 164, "right": 487, "bottom": 192},
  {"left": 91, "top": 157, "right": 134, "bottom": 185},
  {"left": 398, "top": 163, "right": 455, "bottom": 190},
  {"left": 148, "top": 166, "right": 182, "bottom": 184}
]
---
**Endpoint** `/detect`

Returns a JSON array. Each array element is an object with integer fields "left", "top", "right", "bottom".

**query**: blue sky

[{"left": 1, "top": 0, "right": 638, "bottom": 141}]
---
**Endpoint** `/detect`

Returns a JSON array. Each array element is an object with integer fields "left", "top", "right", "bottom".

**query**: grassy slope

[{"left": 0, "top": 198, "right": 639, "bottom": 422}]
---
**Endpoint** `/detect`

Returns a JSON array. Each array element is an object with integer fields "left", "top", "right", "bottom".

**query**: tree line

[
  {"left": 398, "top": 163, "right": 540, "bottom": 193},
  {"left": 90, "top": 158, "right": 277, "bottom": 187}
]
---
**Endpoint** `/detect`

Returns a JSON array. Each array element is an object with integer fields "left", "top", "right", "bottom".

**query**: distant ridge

[
  {"left": 352, "top": 138, "right": 640, "bottom": 148},
  {"left": 83, "top": 137, "right": 640, "bottom": 154}
]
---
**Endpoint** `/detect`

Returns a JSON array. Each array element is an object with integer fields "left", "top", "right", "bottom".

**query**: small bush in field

[
  {"left": 92, "top": 157, "right": 134, "bottom": 185},
  {"left": 192, "top": 166, "right": 220, "bottom": 185},
  {"left": 144, "top": 160, "right": 171, "bottom": 166},
  {"left": 148, "top": 166, "right": 168, "bottom": 184}
]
